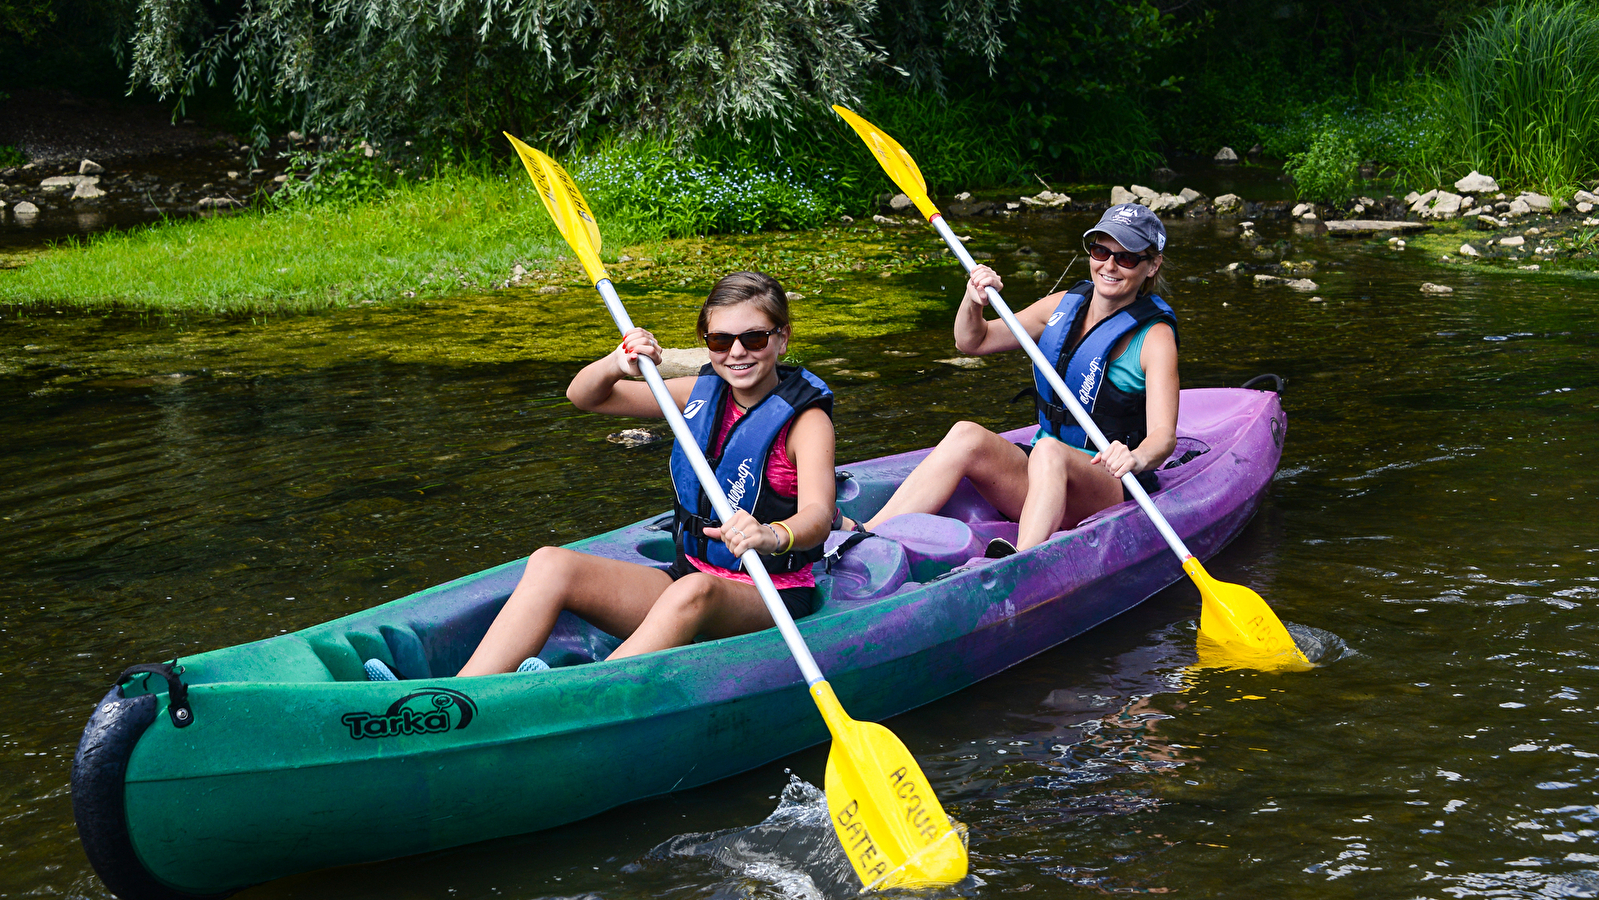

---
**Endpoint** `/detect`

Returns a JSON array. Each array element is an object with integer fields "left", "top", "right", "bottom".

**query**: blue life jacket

[
  {"left": 1033, "top": 281, "right": 1177, "bottom": 451},
  {"left": 670, "top": 364, "right": 833, "bottom": 572}
]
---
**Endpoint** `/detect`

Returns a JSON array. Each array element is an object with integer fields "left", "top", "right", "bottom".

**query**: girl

[
  {"left": 366, "top": 271, "right": 836, "bottom": 679},
  {"left": 850, "top": 203, "right": 1179, "bottom": 556}
]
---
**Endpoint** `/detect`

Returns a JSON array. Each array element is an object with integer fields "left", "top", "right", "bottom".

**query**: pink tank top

[{"left": 684, "top": 397, "right": 814, "bottom": 589}]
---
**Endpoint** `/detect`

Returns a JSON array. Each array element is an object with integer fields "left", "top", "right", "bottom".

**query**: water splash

[
  {"left": 646, "top": 776, "right": 861, "bottom": 898},
  {"left": 645, "top": 776, "right": 975, "bottom": 898},
  {"left": 1286, "top": 623, "right": 1352, "bottom": 664}
]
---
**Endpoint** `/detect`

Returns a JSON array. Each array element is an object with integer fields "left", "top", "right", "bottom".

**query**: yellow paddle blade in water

[
  {"left": 503, "top": 132, "right": 607, "bottom": 284},
  {"left": 1185, "top": 557, "right": 1310, "bottom": 670},
  {"left": 812, "top": 682, "right": 968, "bottom": 891},
  {"left": 830, "top": 106, "right": 942, "bottom": 221}
]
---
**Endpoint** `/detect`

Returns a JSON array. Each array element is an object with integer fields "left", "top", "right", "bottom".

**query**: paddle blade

[
  {"left": 830, "top": 106, "right": 942, "bottom": 221},
  {"left": 1185, "top": 557, "right": 1311, "bottom": 670},
  {"left": 811, "top": 681, "right": 968, "bottom": 891},
  {"left": 502, "top": 132, "right": 607, "bottom": 284}
]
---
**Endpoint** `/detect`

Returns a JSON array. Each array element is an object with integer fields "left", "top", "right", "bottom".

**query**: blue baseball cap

[{"left": 1084, "top": 203, "right": 1167, "bottom": 253}]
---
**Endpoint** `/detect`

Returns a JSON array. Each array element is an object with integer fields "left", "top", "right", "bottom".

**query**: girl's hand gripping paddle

[
  {"left": 504, "top": 132, "right": 970, "bottom": 890},
  {"left": 829, "top": 108, "right": 1310, "bottom": 671}
]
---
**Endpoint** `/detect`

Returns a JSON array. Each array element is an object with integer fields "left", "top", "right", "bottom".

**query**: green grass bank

[{"left": 0, "top": 170, "right": 660, "bottom": 315}]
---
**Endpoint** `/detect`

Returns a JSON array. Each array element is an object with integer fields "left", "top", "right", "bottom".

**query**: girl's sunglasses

[
  {"left": 703, "top": 328, "right": 781, "bottom": 352},
  {"left": 1086, "top": 242, "right": 1153, "bottom": 269}
]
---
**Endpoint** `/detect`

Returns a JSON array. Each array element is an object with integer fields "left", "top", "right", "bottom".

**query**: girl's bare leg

[
  {"left": 457, "top": 547, "right": 673, "bottom": 676},
  {"left": 863, "top": 421, "right": 1033, "bottom": 529},
  {"left": 1016, "top": 438, "right": 1124, "bottom": 549},
  {"left": 608, "top": 573, "right": 780, "bottom": 660}
]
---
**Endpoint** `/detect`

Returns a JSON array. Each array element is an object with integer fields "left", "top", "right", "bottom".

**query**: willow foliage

[{"left": 125, "top": 0, "right": 1013, "bottom": 146}]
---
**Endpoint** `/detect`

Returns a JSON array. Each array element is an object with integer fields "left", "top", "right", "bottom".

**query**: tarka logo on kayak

[
  {"left": 888, "top": 766, "right": 942, "bottom": 842},
  {"left": 725, "top": 457, "right": 756, "bottom": 509},
  {"left": 834, "top": 799, "right": 889, "bottom": 883},
  {"left": 341, "top": 688, "right": 478, "bottom": 740},
  {"left": 1077, "top": 357, "right": 1102, "bottom": 404},
  {"left": 1047, "top": 311, "right": 1066, "bottom": 327},
  {"left": 684, "top": 399, "right": 707, "bottom": 420}
]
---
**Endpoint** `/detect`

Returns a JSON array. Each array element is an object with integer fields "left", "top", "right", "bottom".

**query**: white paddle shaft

[
  {"left": 595, "top": 278, "right": 827, "bottom": 687},
  {"left": 929, "top": 215, "right": 1195, "bottom": 562}
]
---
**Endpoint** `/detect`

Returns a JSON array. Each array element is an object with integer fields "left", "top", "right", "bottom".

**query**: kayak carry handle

[{"left": 115, "top": 661, "right": 192, "bottom": 728}]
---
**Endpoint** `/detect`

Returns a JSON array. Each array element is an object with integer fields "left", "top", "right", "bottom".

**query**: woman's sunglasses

[
  {"left": 703, "top": 328, "right": 781, "bottom": 352},
  {"left": 1086, "top": 242, "right": 1154, "bottom": 269}
]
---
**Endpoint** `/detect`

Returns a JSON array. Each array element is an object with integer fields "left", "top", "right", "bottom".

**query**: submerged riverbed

[{"left": 3, "top": 210, "right": 1598, "bottom": 899}]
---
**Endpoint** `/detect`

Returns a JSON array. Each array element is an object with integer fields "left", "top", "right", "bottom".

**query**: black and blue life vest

[
  {"left": 1033, "top": 280, "right": 1177, "bottom": 451},
  {"left": 670, "top": 364, "right": 833, "bottom": 572}
]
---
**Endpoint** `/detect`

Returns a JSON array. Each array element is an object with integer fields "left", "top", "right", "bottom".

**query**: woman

[
  {"left": 852, "top": 203, "right": 1178, "bottom": 556},
  {"left": 366, "top": 272, "right": 836, "bottom": 680}
]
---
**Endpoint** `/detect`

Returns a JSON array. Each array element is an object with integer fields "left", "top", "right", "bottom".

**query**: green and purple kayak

[{"left": 73, "top": 385, "right": 1285, "bottom": 899}]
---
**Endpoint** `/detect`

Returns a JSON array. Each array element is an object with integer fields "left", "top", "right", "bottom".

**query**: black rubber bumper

[{"left": 71, "top": 685, "right": 233, "bottom": 900}]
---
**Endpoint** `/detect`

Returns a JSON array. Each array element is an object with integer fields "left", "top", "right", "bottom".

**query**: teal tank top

[{"left": 1034, "top": 319, "right": 1156, "bottom": 453}]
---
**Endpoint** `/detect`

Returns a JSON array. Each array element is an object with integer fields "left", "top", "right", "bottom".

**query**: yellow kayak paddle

[
  {"left": 503, "top": 132, "right": 970, "bottom": 890},
  {"left": 830, "top": 107, "right": 1310, "bottom": 671}
]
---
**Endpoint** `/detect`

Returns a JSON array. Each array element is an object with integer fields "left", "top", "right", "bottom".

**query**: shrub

[
  {"left": 0, "top": 144, "right": 26, "bottom": 167},
  {"left": 1284, "top": 126, "right": 1360, "bottom": 203},
  {"left": 696, "top": 86, "right": 1033, "bottom": 200},
  {"left": 572, "top": 140, "right": 842, "bottom": 237},
  {"left": 270, "top": 143, "right": 401, "bottom": 209}
]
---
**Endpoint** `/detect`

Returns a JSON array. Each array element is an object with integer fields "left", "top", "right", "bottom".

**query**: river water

[{"left": 2, "top": 207, "right": 1597, "bottom": 899}]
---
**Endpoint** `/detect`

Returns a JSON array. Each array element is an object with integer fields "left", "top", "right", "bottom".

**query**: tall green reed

[{"left": 1441, "top": 0, "right": 1599, "bottom": 194}]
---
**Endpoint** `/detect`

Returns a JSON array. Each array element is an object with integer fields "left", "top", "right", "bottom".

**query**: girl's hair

[
  {"left": 1140, "top": 257, "right": 1170, "bottom": 298},
  {"left": 696, "top": 271, "right": 790, "bottom": 339}
]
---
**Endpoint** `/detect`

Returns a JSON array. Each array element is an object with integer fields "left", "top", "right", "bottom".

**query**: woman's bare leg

[
  {"left": 608, "top": 573, "right": 779, "bottom": 660},
  {"left": 457, "top": 547, "right": 673, "bottom": 676},
  {"left": 1016, "top": 438, "right": 1124, "bottom": 549},
  {"left": 863, "top": 421, "right": 1033, "bottom": 529}
]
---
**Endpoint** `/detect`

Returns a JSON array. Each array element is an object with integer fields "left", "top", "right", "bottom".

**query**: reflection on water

[{"left": 2, "top": 208, "right": 1598, "bottom": 899}]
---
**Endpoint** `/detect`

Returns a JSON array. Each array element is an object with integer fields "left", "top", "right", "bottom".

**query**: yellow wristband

[{"left": 773, "top": 521, "right": 796, "bottom": 555}]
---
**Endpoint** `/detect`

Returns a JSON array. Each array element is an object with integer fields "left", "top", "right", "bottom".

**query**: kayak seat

[
  {"left": 870, "top": 514, "right": 984, "bottom": 582},
  {"left": 934, "top": 478, "right": 1005, "bottom": 524},
  {"left": 833, "top": 467, "right": 899, "bottom": 531},
  {"left": 817, "top": 533, "right": 911, "bottom": 606},
  {"left": 536, "top": 611, "right": 623, "bottom": 667}
]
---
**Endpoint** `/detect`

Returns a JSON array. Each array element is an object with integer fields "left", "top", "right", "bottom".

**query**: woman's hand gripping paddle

[
  {"left": 503, "top": 133, "right": 969, "bottom": 890},
  {"left": 829, "top": 108, "right": 1310, "bottom": 672}
]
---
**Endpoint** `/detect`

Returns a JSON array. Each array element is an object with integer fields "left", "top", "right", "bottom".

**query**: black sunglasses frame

[
  {"left": 1086, "top": 242, "right": 1154, "bottom": 269},
  {"left": 703, "top": 328, "right": 782, "bottom": 353}
]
